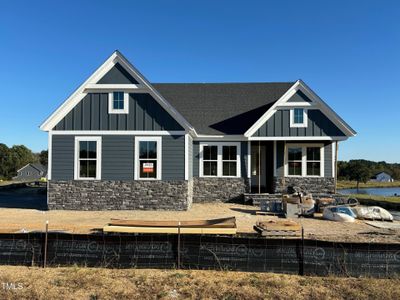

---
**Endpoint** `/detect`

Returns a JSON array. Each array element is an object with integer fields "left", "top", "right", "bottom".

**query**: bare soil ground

[
  {"left": 0, "top": 203, "right": 399, "bottom": 243},
  {"left": 0, "top": 266, "right": 399, "bottom": 300}
]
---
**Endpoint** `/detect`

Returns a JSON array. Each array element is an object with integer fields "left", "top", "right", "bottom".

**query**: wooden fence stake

[{"left": 44, "top": 220, "right": 48, "bottom": 268}]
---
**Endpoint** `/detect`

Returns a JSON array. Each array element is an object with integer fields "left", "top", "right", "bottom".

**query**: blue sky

[{"left": 0, "top": 0, "right": 398, "bottom": 162}]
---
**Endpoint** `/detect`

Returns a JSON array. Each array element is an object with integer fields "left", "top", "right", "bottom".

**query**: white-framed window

[
  {"left": 199, "top": 142, "right": 241, "bottom": 178},
  {"left": 285, "top": 144, "right": 324, "bottom": 177},
  {"left": 108, "top": 91, "right": 129, "bottom": 114},
  {"left": 134, "top": 136, "right": 162, "bottom": 180},
  {"left": 290, "top": 108, "right": 308, "bottom": 128},
  {"left": 74, "top": 136, "right": 102, "bottom": 180}
]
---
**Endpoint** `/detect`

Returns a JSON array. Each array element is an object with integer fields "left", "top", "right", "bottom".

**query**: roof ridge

[{"left": 152, "top": 82, "right": 295, "bottom": 85}]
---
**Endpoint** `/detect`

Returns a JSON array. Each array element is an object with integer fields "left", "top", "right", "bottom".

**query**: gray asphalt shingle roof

[{"left": 153, "top": 82, "right": 294, "bottom": 135}]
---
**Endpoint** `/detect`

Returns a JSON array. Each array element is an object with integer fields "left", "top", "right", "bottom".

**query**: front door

[{"left": 250, "top": 141, "right": 274, "bottom": 193}]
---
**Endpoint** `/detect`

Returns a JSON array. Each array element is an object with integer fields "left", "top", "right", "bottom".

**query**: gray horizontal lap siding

[
  {"left": 51, "top": 135, "right": 185, "bottom": 181},
  {"left": 275, "top": 141, "right": 333, "bottom": 178},
  {"left": 162, "top": 135, "right": 185, "bottom": 180},
  {"left": 102, "top": 136, "right": 134, "bottom": 180},
  {"left": 253, "top": 109, "right": 345, "bottom": 137},
  {"left": 53, "top": 93, "right": 184, "bottom": 131},
  {"left": 192, "top": 141, "right": 249, "bottom": 178},
  {"left": 52, "top": 135, "right": 75, "bottom": 180}
]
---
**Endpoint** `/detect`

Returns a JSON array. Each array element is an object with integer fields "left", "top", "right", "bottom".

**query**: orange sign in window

[{"left": 143, "top": 163, "right": 154, "bottom": 173}]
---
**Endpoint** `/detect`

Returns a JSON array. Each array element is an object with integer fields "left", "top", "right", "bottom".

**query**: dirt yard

[
  {"left": 0, "top": 203, "right": 399, "bottom": 243},
  {"left": 0, "top": 266, "right": 399, "bottom": 300}
]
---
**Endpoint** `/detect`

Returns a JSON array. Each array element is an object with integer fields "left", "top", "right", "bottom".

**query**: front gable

[
  {"left": 245, "top": 80, "right": 356, "bottom": 139},
  {"left": 40, "top": 51, "right": 193, "bottom": 133}
]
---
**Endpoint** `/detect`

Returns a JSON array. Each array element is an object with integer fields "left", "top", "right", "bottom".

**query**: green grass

[
  {"left": 0, "top": 180, "right": 14, "bottom": 186},
  {"left": 345, "top": 193, "right": 400, "bottom": 210},
  {"left": 337, "top": 180, "right": 400, "bottom": 189},
  {"left": 347, "top": 194, "right": 400, "bottom": 203}
]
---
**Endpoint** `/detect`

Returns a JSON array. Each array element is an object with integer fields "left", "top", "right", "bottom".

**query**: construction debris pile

[{"left": 258, "top": 185, "right": 394, "bottom": 223}]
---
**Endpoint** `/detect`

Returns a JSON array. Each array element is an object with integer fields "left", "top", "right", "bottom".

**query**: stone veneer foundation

[
  {"left": 192, "top": 177, "right": 249, "bottom": 203},
  {"left": 273, "top": 177, "right": 335, "bottom": 194},
  {"left": 48, "top": 180, "right": 192, "bottom": 211},
  {"left": 47, "top": 176, "right": 334, "bottom": 210}
]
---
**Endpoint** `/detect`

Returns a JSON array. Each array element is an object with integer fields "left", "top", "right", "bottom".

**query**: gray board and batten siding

[
  {"left": 97, "top": 63, "right": 139, "bottom": 84},
  {"left": 53, "top": 93, "right": 184, "bottom": 131},
  {"left": 51, "top": 135, "right": 185, "bottom": 181},
  {"left": 275, "top": 141, "right": 333, "bottom": 178},
  {"left": 286, "top": 90, "right": 312, "bottom": 103},
  {"left": 252, "top": 109, "right": 346, "bottom": 137}
]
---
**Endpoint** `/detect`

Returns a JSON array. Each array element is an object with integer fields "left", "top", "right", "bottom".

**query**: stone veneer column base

[
  {"left": 273, "top": 177, "right": 335, "bottom": 194},
  {"left": 48, "top": 180, "right": 192, "bottom": 211},
  {"left": 192, "top": 177, "right": 249, "bottom": 203}
]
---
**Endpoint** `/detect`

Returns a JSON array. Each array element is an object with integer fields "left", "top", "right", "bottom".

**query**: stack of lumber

[
  {"left": 254, "top": 220, "right": 301, "bottom": 237},
  {"left": 103, "top": 216, "right": 237, "bottom": 235}
]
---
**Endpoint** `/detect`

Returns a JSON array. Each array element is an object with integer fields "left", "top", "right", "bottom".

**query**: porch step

[{"left": 244, "top": 193, "right": 283, "bottom": 207}]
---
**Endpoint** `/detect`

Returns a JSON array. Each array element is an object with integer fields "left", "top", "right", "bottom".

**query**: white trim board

[
  {"left": 244, "top": 80, "right": 357, "bottom": 138},
  {"left": 50, "top": 130, "right": 186, "bottom": 136},
  {"left": 184, "top": 134, "right": 189, "bottom": 180},
  {"left": 248, "top": 136, "right": 348, "bottom": 141},
  {"left": 48, "top": 132, "right": 52, "bottom": 180},
  {"left": 40, "top": 51, "right": 194, "bottom": 133}
]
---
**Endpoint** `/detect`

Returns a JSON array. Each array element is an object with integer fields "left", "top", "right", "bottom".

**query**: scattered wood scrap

[
  {"left": 254, "top": 220, "right": 301, "bottom": 237},
  {"left": 103, "top": 217, "right": 237, "bottom": 235}
]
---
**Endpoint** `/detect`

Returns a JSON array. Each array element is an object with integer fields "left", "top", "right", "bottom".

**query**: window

[
  {"left": 203, "top": 146, "right": 218, "bottom": 176},
  {"left": 113, "top": 92, "right": 124, "bottom": 110},
  {"left": 288, "top": 147, "right": 302, "bottom": 176},
  {"left": 74, "top": 137, "right": 101, "bottom": 180},
  {"left": 200, "top": 143, "right": 240, "bottom": 177},
  {"left": 222, "top": 146, "right": 237, "bottom": 176},
  {"left": 306, "top": 147, "right": 321, "bottom": 176},
  {"left": 294, "top": 108, "right": 304, "bottom": 124},
  {"left": 135, "top": 137, "right": 161, "bottom": 180},
  {"left": 290, "top": 108, "right": 307, "bottom": 127},
  {"left": 108, "top": 91, "right": 129, "bottom": 114},
  {"left": 285, "top": 144, "right": 323, "bottom": 177}
]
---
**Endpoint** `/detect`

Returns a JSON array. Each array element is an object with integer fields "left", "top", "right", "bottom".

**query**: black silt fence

[{"left": 0, "top": 233, "right": 399, "bottom": 278}]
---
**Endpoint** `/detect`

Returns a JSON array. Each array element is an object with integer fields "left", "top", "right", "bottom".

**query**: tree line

[
  {"left": 0, "top": 144, "right": 47, "bottom": 180},
  {"left": 338, "top": 159, "right": 400, "bottom": 187}
]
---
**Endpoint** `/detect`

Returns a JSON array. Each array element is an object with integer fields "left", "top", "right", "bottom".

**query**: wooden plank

[
  {"left": 253, "top": 226, "right": 300, "bottom": 236},
  {"left": 256, "top": 220, "right": 301, "bottom": 231},
  {"left": 109, "top": 217, "right": 236, "bottom": 228},
  {"left": 103, "top": 225, "right": 237, "bottom": 235},
  {"left": 255, "top": 211, "right": 281, "bottom": 216}
]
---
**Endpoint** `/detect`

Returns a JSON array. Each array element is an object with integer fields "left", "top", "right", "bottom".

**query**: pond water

[{"left": 338, "top": 187, "right": 400, "bottom": 197}]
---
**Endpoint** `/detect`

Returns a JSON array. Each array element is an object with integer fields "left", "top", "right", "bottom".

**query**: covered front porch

[{"left": 247, "top": 140, "right": 339, "bottom": 195}]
